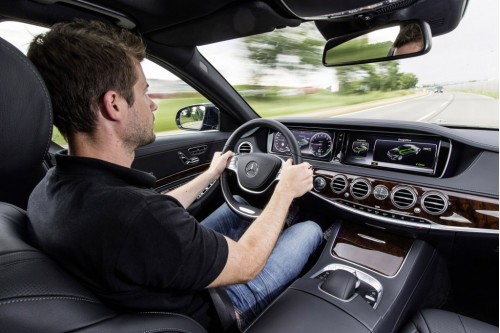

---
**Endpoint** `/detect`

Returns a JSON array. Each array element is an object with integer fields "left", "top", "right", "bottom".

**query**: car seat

[
  {"left": 400, "top": 308, "right": 498, "bottom": 333},
  {"left": 0, "top": 35, "right": 207, "bottom": 333}
]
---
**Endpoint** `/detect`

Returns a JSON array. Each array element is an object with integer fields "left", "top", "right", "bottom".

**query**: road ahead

[{"left": 333, "top": 92, "right": 498, "bottom": 128}]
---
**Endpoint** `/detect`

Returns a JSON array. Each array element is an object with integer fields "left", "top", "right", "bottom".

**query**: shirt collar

[{"left": 54, "top": 151, "right": 157, "bottom": 188}]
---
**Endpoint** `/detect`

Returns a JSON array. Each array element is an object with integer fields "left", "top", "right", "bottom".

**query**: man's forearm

[
  {"left": 208, "top": 187, "right": 294, "bottom": 287},
  {"left": 167, "top": 169, "right": 216, "bottom": 208},
  {"left": 237, "top": 188, "right": 294, "bottom": 275},
  {"left": 167, "top": 151, "right": 231, "bottom": 208}
]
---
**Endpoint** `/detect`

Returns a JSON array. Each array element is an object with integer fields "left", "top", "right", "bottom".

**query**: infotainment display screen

[
  {"left": 270, "top": 129, "right": 335, "bottom": 160},
  {"left": 344, "top": 133, "right": 440, "bottom": 174}
]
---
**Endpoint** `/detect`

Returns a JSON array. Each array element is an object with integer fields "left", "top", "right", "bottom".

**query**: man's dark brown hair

[
  {"left": 394, "top": 23, "right": 423, "bottom": 48},
  {"left": 28, "top": 19, "right": 146, "bottom": 140}
]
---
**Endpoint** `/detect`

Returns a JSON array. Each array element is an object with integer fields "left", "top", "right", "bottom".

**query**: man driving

[{"left": 26, "top": 19, "right": 322, "bottom": 332}]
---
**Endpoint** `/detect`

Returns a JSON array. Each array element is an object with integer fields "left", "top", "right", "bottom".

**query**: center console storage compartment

[
  {"left": 245, "top": 222, "right": 442, "bottom": 333},
  {"left": 245, "top": 288, "right": 370, "bottom": 333}
]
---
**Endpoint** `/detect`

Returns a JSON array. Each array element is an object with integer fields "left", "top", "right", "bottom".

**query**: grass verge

[{"left": 51, "top": 90, "right": 417, "bottom": 146}]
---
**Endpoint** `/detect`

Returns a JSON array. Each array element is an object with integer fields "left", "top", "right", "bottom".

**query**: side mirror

[
  {"left": 323, "top": 21, "right": 432, "bottom": 67},
  {"left": 175, "top": 103, "right": 220, "bottom": 131}
]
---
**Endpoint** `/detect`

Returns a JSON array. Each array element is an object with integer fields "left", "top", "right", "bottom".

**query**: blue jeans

[{"left": 201, "top": 199, "right": 323, "bottom": 329}]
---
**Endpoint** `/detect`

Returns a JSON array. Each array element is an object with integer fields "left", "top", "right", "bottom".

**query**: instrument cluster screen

[
  {"left": 271, "top": 129, "right": 335, "bottom": 161},
  {"left": 345, "top": 134, "right": 440, "bottom": 174}
]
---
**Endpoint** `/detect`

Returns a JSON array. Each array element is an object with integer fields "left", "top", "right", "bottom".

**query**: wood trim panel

[
  {"left": 314, "top": 169, "right": 499, "bottom": 230},
  {"left": 155, "top": 163, "right": 210, "bottom": 189},
  {"left": 332, "top": 223, "right": 413, "bottom": 276}
]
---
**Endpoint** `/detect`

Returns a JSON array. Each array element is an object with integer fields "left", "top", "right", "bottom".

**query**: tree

[
  {"left": 398, "top": 73, "right": 419, "bottom": 89},
  {"left": 243, "top": 23, "right": 324, "bottom": 85},
  {"left": 378, "top": 61, "right": 401, "bottom": 91},
  {"left": 336, "top": 65, "right": 368, "bottom": 94},
  {"left": 336, "top": 61, "right": 419, "bottom": 94}
]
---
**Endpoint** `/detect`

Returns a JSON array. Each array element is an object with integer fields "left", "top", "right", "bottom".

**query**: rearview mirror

[
  {"left": 175, "top": 103, "right": 219, "bottom": 131},
  {"left": 323, "top": 21, "right": 432, "bottom": 67}
]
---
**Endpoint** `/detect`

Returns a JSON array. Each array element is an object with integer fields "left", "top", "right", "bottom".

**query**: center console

[{"left": 244, "top": 222, "right": 441, "bottom": 333}]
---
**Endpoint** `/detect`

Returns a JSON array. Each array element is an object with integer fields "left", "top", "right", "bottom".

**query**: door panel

[{"left": 132, "top": 130, "right": 231, "bottom": 218}]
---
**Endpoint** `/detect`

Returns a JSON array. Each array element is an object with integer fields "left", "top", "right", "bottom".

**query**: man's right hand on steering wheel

[{"left": 274, "top": 159, "right": 314, "bottom": 200}]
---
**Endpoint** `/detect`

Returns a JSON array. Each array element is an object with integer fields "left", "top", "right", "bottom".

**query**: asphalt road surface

[{"left": 333, "top": 92, "right": 498, "bottom": 128}]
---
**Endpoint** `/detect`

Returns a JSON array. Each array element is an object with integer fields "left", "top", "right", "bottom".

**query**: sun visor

[{"left": 147, "top": 1, "right": 301, "bottom": 47}]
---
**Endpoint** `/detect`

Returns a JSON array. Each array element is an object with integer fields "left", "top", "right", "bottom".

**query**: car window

[
  {"left": 140, "top": 59, "right": 211, "bottom": 137},
  {"left": 0, "top": 21, "right": 211, "bottom": 147},
  {"left": 200, "top": 0, "right": 498, "bottom": 129}
]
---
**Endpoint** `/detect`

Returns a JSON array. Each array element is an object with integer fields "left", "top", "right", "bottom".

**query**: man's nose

[{"left": 150, "top": 97, "right": 158, "bottom": 113}]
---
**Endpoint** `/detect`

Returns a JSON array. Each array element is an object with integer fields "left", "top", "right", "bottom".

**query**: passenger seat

[{"left": 400, "top": 308, "right": 498, "bottom": 333}]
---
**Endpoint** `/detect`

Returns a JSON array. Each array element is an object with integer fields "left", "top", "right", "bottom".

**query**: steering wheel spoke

[{"left": 226, "top": 155, "right": 239, "bottom": 172}]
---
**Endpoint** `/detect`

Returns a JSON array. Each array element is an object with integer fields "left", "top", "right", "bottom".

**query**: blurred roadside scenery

[{"left": 0, "top": 0, "right": 497, "bottom": 147}]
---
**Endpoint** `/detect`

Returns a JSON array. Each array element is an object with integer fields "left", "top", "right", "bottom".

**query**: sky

[
  {"left": 200, "top": 0, "right": 499, "bottom": 87},
  {"left": 1, "top": 0, "right": 498, "bottom": 88},
  {"left": 399, "top": 0, "right": 499, "bottom": 85}
]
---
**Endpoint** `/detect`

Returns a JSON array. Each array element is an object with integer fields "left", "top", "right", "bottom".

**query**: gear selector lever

[{"left": 320, "top": 269, "right": 359, "bottom": 300}]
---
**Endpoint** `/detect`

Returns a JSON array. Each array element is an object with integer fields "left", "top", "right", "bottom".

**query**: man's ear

[{"left": 101, "top": 90, "right": 125, "bottom": 121}]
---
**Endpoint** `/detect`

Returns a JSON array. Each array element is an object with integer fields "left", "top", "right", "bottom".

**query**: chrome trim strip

[
  {"left": 221, "top": 187, "right": 259, "bottom": 219},
  {"left": 310, "top": 191, "right": 499, "bottom": 234},
  {"left": 430, "top": 224, "right": 499, "bottom": 234},
  {"left": 357, "top": 233, "right": 386, "bottom": 244},
  {"left": 239, "top": 206, "right": 255, "bottom": 215},
  {"left": 438, "top": 139, "right": 452, "bottom": 178},
  {"left": 476, "top": 210, "right": 500, "bottom": 218},
  {"left": 439, "top": 213, "right": 471, "bottom": 224}
]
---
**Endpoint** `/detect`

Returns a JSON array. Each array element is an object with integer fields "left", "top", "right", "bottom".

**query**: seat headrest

[{"left": 0, "top": 36, "right": 53, "bottom": 175}]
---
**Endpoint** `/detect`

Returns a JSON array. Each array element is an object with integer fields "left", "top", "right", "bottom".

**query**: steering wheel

[{"left": 221, "top": 118, "right": 302, "bottom": 218}]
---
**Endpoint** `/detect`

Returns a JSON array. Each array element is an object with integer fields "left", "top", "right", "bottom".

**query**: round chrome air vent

[
  {"left": 350, "top": 178, "right": 371, "bottom": 200},
  {"left": 331, "top": 175, "right": 348, "bottom": 194},
  {"left": 421, "top": 191, "right": 448, "bottom": 215},
  {"left": 390, "top": 186, "right": 417, "bottom": 209},
  {"left": 237, "top": 141, "right": 253, "bottom": 154}
]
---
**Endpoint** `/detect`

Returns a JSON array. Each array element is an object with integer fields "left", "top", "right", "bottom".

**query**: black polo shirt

[{"left": 27, "top": 153, "right": 228, "bottom": 330}]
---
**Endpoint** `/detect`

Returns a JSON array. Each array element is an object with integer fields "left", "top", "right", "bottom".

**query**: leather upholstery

[
  {"left": 0, "top": 203, "right": 207, "bottom": 333},
  {"left": 0, "top": 36, "right": 207, "bottom": 333},
  {"left": 400, "top": 309, "right": 498, "bottom": 333},
  {"left": 0, "top": 36, "right": 53, "bottom": 208}
]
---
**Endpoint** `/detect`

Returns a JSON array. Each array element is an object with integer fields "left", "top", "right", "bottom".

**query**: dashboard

[
  {"left": 260, "top": 120, "right": 499, "bottom": 235},
  {"left": 268, "top": 128, "right": 448, "bottom": 176}
]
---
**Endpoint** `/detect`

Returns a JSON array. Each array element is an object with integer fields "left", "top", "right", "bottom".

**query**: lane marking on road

[
  {"left": 327, "top": 92, "right": 430, "bottom": 118},
  {"left": 417, "top": 111, "right": 438, "bottom": 121},
  {"left": 417, "top": 94, "right": 454, "bottom": 122}
]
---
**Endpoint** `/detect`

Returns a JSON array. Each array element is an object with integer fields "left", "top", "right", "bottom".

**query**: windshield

[{"left": 200, "top": 0, "right": 499, "bottom": 129}]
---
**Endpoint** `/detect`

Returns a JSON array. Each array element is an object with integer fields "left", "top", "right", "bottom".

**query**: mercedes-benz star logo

[{"left": 245, "top": 161, "right": 259, "bottom": 178}]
